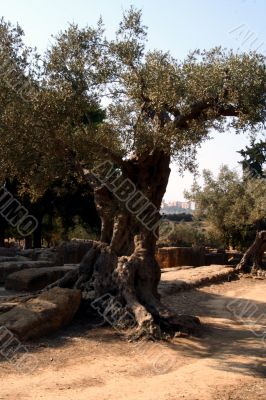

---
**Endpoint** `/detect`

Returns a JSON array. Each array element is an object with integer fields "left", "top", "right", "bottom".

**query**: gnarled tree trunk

[
  {"left": 236, "top": 230, "right": 266, "bottom": 273},
  {"left": 48, "top": 150, "right": 200, "bottom": 337}
]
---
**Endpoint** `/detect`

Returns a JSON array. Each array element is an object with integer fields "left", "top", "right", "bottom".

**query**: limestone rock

[
  {"left": 0, "top": 247, "right": 18, "bottom": 257},
  {"left": 0, "top": 287, "right": 81, "bottom": 340},
  {"left": 5, "top": 266, "right": 78, "bottom": 292},
  {"left": 156, "top": 246, "right": 206, "bottom": 268},
  {"left": 0, "top": 261, "right": 55, "bottom": 283},
  {"left": 159, "top": 265, "right": 234, "bottom": 295}
]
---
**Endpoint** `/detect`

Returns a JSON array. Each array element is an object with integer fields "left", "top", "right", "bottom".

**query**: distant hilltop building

[{"left": 161, "top": 200, "right": 194, "bottom": 214}]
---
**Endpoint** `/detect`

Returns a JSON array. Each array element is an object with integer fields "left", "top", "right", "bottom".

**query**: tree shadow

[
  {"left": 0, "top": 280, "right": 265, "bottom": 380},
  {"left": 163, "top": 283, "right": 266, "bottom": 378}
]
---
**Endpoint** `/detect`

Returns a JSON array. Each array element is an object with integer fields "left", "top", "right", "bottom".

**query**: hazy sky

[{"left": 1, "top": 0, "right": 265, "bottom": 200}]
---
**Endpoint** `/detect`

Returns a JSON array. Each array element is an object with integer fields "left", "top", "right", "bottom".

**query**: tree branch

[{"left": 174, "top": 101, "right": 240, "bottom": 129}]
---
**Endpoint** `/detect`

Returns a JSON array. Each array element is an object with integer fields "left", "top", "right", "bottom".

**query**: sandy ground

[{"left": 0, "top": 277, "right": 265, "bottom": 400}]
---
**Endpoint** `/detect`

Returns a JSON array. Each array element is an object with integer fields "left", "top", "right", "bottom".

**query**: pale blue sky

[{"left": 1, "top": 0, "right": 265, "bottom": 200}]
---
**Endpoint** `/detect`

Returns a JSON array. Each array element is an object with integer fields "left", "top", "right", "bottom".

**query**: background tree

[
  {"left": 26, "top": 178, "right": 101, "bottom": 248},
  {"left": 186, "top": 165, "right": 266, "bottom": 271},
  {"left": 185, "top": 166, "right": 266, "bottom": 249},
  {"left": 236, "top": 139, "right": 266, "bottom": 272},
  {"left": 0, "top": 8, "right": 265, "bottom": 335},
  {"left": 0, "top": 177, "right": 101, "bottom": 248},
  {"left": 238, "top": 139, "right": 266, "bottom": 178}
]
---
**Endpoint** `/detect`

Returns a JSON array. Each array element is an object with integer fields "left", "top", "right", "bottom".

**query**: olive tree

[{"left": 0, "top": 8, "right": 265, "bottom": 336}]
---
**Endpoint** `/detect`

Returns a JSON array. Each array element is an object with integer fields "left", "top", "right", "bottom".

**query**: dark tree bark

[
  {"left": 46, "top": 150, "right": 201, "bottom": 337},
  {"left": 33, "top": 216, "right": 43, "bottom": 248},
  {"left": 0, "top": 218, "right": 7, "bottom": 247},
  {"left": 236, "top": 230, "right": 266, "bottom": 273},
  {"left": 24, "top": 235, "right": 33, "bottom": 249}
]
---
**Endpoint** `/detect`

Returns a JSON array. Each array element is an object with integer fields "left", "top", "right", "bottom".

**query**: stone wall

[
  {"left": 156, "top": 246, "right": 206, "bottom": 269},
  {"left": 156, "top": 247, "right": 230, "bottom": 269}
]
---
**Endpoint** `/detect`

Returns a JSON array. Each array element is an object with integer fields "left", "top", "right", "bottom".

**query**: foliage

[
  {"left": 0, "top": 177, "right": 100, "bottom": 246},
  {"left": 185, "top": 165, "right": 266, "bottom": 249},
  {"left": 0, "top": 8, "right": 265, "bottom": 199},
  {"left": 238, "top": 139, "right": 266, "bottom": 178},
  {"left": 164, "top": 213, "right": 193, "bottom": 222},
  {"left": 160, "top": 221, "right": 222, "bottom": 248}
]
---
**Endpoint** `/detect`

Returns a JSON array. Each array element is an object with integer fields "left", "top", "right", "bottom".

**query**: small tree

[
  {"left": 186, "top": 166, "right": 266, "bottom": 248},
  {"left": 0, "top": 9, "right": 265, "bottom": 335},
  {"left": 236, "top": 140, "right": 266, "bottom": 272},
  {"left": 238, "top": 139, "right": 266, "bottom": 178},
  {"left": 186, "top": 165, "right": 266, "bottom": 271}
]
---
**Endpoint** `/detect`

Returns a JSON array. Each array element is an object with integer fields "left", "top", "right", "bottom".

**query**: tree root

[
  {"left": 112, "top": 248, "right": 201, "bottom": 339},
  {"left": 0, "top": 239, "right": 201, "bottom": 340},
  {"left": 236, "top": 231, "right": 266, "bottom": 273}
]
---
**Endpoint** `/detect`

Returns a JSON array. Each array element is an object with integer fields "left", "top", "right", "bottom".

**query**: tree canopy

[{"left": 0, "top": 7, "right": 265, "bottom": 197}]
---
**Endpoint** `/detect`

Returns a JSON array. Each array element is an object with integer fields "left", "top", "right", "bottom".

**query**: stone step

[
  {"left": 0, "top": 256, "right": 29, "bottom": 263},
  {"left": 5, "top": 266, "right": 79, "bottom": 292},
  {"left": 0, "top": 261, "right": 56, "bottom": 283},
  {"left": 159, "top": 265, "right": 234, "bottom": 295},
  {"left": 0, "top": 247, "right": 18, "bottom": 257},
  {"left": 0, "top": 286, "right": 18, "bottom": 298},
  {"left": 0, "top": 287, "right": 81, "bottom": 341}
]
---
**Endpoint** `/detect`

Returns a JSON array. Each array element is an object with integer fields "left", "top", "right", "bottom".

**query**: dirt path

[{"left": 0, "top": 277, "right": 265, "bottom": 400}]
